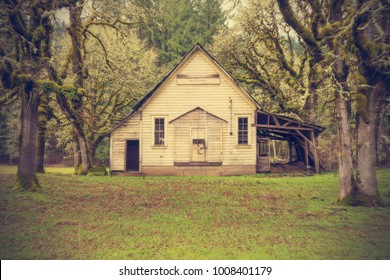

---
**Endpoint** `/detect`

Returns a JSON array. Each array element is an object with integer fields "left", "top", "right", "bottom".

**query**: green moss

[
  {"left": 32, "top": 26, "right": 45, "bottom": 44},
  {"left": 73, "top": 164, "right": 85, "bottom": 175},
  {"left": 38, "top": 95, "right": 48, "bottom": 128},
  {"left": 356, "top": 93, "right": 369, "bottom": 123},
  {"left": 55, "top": 84, "right": 79, "bottom": 99},
  {"left": 30, "top": 0, "right": 40, "bottom": 8},
  {"left": 17, "top": 74, "right": 33, "bottom": 83},
  {"left": 13, "top": 174, "right": 41, "bottom": 191},
  {"left": 353, "top": 73, "right": 367, "bottom": 85},
  {"left": 37, "top": 80, "right": 61, "bottom": 93},
  {"left": 318, "top": 24, "right": 333, "bottom": 39},
  {"left": 77, "top": 88, "right": 86, "bottom": 95},
  {"left": 339, "top": 193, "right": 383, "bottom": 207},
  {"left": 86, "top": 165, "right": 108, "bottom": 176},
  {"left": 331, "top": 21, "right": 341, "bottom": 30}
]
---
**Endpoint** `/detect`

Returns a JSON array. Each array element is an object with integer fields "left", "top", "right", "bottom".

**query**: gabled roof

[
  {"left": 132, "top": 43, "right": 261, "bottom": 112},
  {"left": 169, "top": 107, "right": 228, "bottom": 124},
  {"left": 110, "top": 44, "right": 325, "bottom": 135},
  {"left": 110, "top": 43, "right": 260, "bottom": 133}
]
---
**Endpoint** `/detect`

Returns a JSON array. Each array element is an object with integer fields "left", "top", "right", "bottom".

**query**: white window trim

[
  {"left": 152, "top": 116, "right": 167, "bottom": 147},
  {"left": 236, "top": 115, "right": 251, "bottom": 146}
]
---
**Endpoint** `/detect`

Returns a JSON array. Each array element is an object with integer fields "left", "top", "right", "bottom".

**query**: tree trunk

[
  {"left": 79, "top": 136, "right": 90, "bottom": 173},
  {"left": 36, "top": 93, "right": 48, "bottom": 173},
  {"left": 376, "top": 99, "right": 387, "bottom": 166},
  {"left": 304, "top": 58, "right": 319, "bottom": 122},
  {"left": 355, "top": 82, "right": 383, "bottom": 206},
  {"left": 55, "top": 92, "right": 91, "bottom": 174},
  {"left": 14, "top": 87, "right": 40, "bottom": 191},
  {"left": 88, "top": 143, "right": 96, "bottom": 167},
  {"left": 72, "top": 132, "right": 82, "bottom": 167},
  {"left": 335, "top": 92, "right": 355, "bottom": 202}
]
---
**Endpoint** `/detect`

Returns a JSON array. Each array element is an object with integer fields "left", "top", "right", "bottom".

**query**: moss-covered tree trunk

[
  {"left": 376, "top": 100, "right": 388, "bottom": 166},
  {"left": 36, "top": 93, "right": 48, "bottom": 173},
  {"left": 68, "top": 0, "right": 92, "bottom": 174},
  {"left": 355, "top": 82, "right": 383, "bottom": 206},
  {"left": 304, "top": 58, "right": 319, "bottom": 122},
  {"left": 335, "top": 91, "right": 355, "bottom": 202},
  {"left": 55, "top": 91, "right": 91, "bottom": 174},
  {"left": 2, "top": 0, "right": 57, "bottom": 190},
  {"left": 14, "top": 86, "right": 40, "bottom": 191},
  {"left": 351, "top": 0, "right": 388, "bottom": 206},
  {"left": 72, "top": 132, "right": 82, "bottom": 168}
]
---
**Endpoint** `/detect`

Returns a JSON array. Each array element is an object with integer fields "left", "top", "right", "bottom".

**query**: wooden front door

[
  {"left": 126, "top": 140, "right": 139, "bottom": 171},
  {"left": 191, "top": 128, "right": 206, "bottom": 162}
]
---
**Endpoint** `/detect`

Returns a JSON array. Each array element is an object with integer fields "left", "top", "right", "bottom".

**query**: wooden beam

[
  {"left": 293, "top": 135, "right": 305, "bottom": 147},
  {"left": 261, "top": 128, "right": 300, "bottom": 136},
  {"left": 304, "top": 139, "right": 309, "bottom": 167},
  {"left": 272, "top": 115, "right": 280, "bottom": 126},
  {"left": 295, "top": 129, "right": 318, "bottom": 149},
  {"left": 256, "top": 124, "right": 314, "bottom": 131}
]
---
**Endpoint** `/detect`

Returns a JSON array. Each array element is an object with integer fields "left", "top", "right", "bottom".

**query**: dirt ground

[{"left": 269, "top": 161, "right": 312, "bottom": 174}]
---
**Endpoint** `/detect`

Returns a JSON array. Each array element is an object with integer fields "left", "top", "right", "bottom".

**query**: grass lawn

[{"left": 0, "top": 165, "right": 389, "bottom": 260}]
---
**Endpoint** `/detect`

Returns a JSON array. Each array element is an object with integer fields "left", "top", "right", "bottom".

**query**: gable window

[
  {"left": 238, "top": 117, "right": 248, "bottom": 145},
  {"left": 154, "top": 118, "right": 165, "bottom": 145}
]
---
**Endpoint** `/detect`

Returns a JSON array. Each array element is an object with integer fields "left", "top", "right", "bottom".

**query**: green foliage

[
  {"left": 0, "top": 167, "right": 389, "bottom": 259},
  {"left": 95, "top": 138, "right": 109, "bottom": 163},
  {"left": 0, "top": 100, "right": 20, "bottom": 162},
  {"left": 139, "top": 0, "right": 226, "bottom": 66}
]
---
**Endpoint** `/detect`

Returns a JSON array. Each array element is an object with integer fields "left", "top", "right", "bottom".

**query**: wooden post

[
  {"left": 304, "top": 139, "right": 309, "bottom": 167},
  {"left": 311, "top": 130, "right": 320, "bottom": 173}
]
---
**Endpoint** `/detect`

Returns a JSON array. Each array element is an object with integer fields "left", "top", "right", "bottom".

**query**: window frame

[
  {"left": 237, "top": 116, "right": 249, "bottom": 145},
  {"left": 153, "top": 117, "right": 166, "bottom": 146}
]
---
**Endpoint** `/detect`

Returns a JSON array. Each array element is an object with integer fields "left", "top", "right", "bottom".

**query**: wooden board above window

[{"left": 176, "top": 74, "right": 220, "bottom": 85}]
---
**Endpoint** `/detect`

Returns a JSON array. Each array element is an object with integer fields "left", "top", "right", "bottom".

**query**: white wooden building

[{"left": 109, "top": 44, "right": 324, "bottom": 175}]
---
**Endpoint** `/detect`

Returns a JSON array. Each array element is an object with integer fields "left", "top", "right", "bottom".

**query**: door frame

[
  {"left": 124, "top": 139, "right": 140, "bottom": 172},
  {"left": 190, "top": 127, "right": 207, "bottom": 162}
]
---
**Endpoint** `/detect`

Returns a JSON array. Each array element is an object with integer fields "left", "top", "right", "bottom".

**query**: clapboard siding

[
  {"left": 110, "top": 113, "right": 140, "bottom": 171},
  {"left": 141, "top": 51, "right": 256, "bottom": 167},
  {"left": 207, "top": 126, "right": 223, "bottom": 162},
  {"left": 172, "top": 108, "right": 225, "bottom": 163},
  {"left": 174, "top": 126, "right": 190, "bottom": 162},
  {"left": 110, "top": 46, "right": 257, "bottom": 175}
]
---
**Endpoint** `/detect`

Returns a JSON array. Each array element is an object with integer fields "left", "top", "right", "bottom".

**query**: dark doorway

[{"left": 126, "top": 140, "right": 139, "bottom": 171}]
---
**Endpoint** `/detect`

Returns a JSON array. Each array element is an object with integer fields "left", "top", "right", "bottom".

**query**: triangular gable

[
  {"left": 169, "top": 107, "right": 227, "bottom": 124},
  {"left": 110, "top": 43, "right": 260, "bottom": 133},
  {"left": 133, "top": 44, "right": 260, "bottom": 112}
]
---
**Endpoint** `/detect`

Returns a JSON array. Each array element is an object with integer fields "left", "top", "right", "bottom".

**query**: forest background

[{"left": 0, "top": 0, "right": 389, "bottom": 206}]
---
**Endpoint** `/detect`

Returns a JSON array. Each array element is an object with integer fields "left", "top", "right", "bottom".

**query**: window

[
  {"left": 238, "top": 117, "right": 248, "bottom": 145},
  {"left": 154, "top": 118, "right": 165, "bottom": 145}
]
